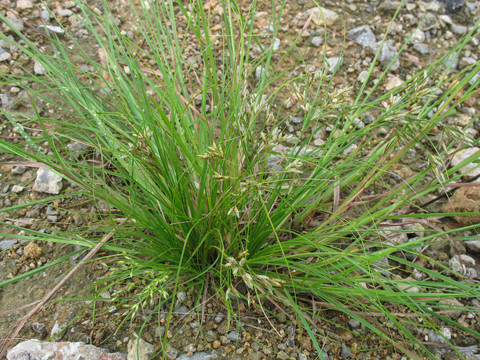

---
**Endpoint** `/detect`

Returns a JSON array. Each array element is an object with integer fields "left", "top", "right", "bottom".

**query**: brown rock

[
  {"left": 444, "top": 187, "right": 480, "bottom": 225},
  {"left": 23, "top": 242, "right": 43, "bottom": 259},
  {"left": 0, "top": 165, "right": 12, "bottom": 173}
]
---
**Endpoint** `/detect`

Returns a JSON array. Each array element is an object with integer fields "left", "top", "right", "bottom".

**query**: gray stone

[
  {"left": 290, "top": 12, "right": 309, "bottom": 28},
  {"left": 38, "top": 25, "right": 65, "bottom": 34},
  {"left": 368, "top": 41, "right": 400, "bottom": 71},
  {"left": 419, "top": 13, "right": 438, "bottom": 31},
  {"left": 357, "top": 70, "right": 369, "bottom": 83},
  {"left": 465, "top": 240, "right": 480, "bottom": 253},
  {"left": 41, "top": 9, "right": 51, "bottom": 22},
  {"left": 11, "top": 185, "right": 24, "bottom": 193},
  {"left": 451, "top": 24, "right": 467, "bottom": 35},
  {"left": 327, "top": 56, "right": 342, "bottom": 73},
  {"left": 255, "top": 66, "right": 266, "bottom": 81},
  {"left": 385, "top": 76, "right": 404, "bottom": 91},
  {"left": 348, "top": 318, "right": 361, "bottom": 328},
  {"left": 290, "top": 116, "right": 303, "bottom": 124},
  {"left": 427, "top": 327, "right": 451, "bottom": 345},
  {"left": 176, "top": 291, "right": 187, "bottom": 303},
  {"left": 64, "top": 1, "right": 76, "bottom": 9},
  {"left": 413, "top": 43, "right": 430, "bottom": 54},
  {"left": 311, "top": 36, "right": 323, "bottom": 47},
  {"left": 449, "top": 254, "right": 476, "bottom": 276},
  {"left": 47, "top": 215, "right": 58, "bottom": 223},
  {"left": 16, "top": 0, "right": 33, "bottom": 10},
  {"left": 214, "top": 312, "right": 224, "bottom": 323},
  {"left": 7, "top": 340, "right": 127, "bottom": 360},
  {"left": 469, "top": 72, "right": 479, "bottom": 86},
  {"left": 286, "top": 326, "right": 295, "bottom": 341},
  {"left": 127, "top": 337, "right": 155, "bottom": 360},
  {"left": 14, "top": 218, "right": 35, "bottom": 227},
  {"left": 227, "top": 331, "right": 242, "bottom": 342},
  {"left": 25, "top": 207, "right": 40, "bottom": 218},
  {"left": 272, "top": 38, "right": 280, "bottom": 51},
  {"left": 189, "top": 321, "right": 199, "bottom": 329},
  {"left": 444, "top": 52, "right": 459, "bottom": 70},
  {"left": 11, "top": 166, "right": 27, "bottom": 175},
  {"left": 31, "top": 322, "right": 47, "bottom": 339},
  {"left": 439, "top": 14, "right": 453, "bottom": 25},
  {"left": 410, "top": 29, "right": 426, "bottom": 44},
  {"left": 465, "top": 2, "right": 476, "bottom": 12},
  {"left": 379, "top": 227, "right": 408, "bottom": 245},
  {"left": 46, "top": 206, "right": 58, "bottom": 215},
  {"left": 0, "top": 46, "right": 11, "bottom": 62},
  {"left": 216, "top": 321, "right": 228, "bottom": 335},
  {"left": 266, "top": 145, "right": 315, "bottom": 172},
  {"left": 439, "top": 0, "right": 464, "bottom": 13},
  {"left": 5, "top": 12, "right": 24, "bottom": 32},
  {"left": 247, "top": 352, "right": 262, "bottom": 360},
  {"left": 156, "top": 325, "right": 165, "bottom": 338},
  {"left": 379, "top": 1, "right": 401, "bottom": 13},
  {"left": 341, "top": 344, "right": 353, "bottom": 358},
  {"left": 205, "top": 330, "right": 218, "bottom": 342},
  {"left": 57, "top": 7, "right": 73, "bottom": 17},
  {"left": 307, "top": 7, "right": 338, "bottom": 27},
  {"left": 183, "top": 344, "right": 196, "bottom": 353},
  {"left": 0, "top": 94, "right": 13, "bottom": 108},
  {"left": 176, "top": 351, "right": 218, "bottom": 360},
  {"left": 174, "top": 305, "right": 189, "bottom": 315},
  {"left": 34, "top": 61, "right": 46, "bottom": 75},
  {"left": 33, "top": 168, "right": 63, "bottom": 194},
  {"left": 460, "top": 56, "right": 477, "bottom": 68},
  {"left": 165, "top": 346, "right": 178, "bottom": 360},
  {"left": 0, "top": 240, "right": 17, "bottom": 250},
  {"left": 396, "top": 276, "right": 421, "bottom": 293},
  {"left": 450, "top": 147, "right": 480, "bottom": 180},
  {"left": 347, "top": 25, "right": 376, "bottom": 48}
]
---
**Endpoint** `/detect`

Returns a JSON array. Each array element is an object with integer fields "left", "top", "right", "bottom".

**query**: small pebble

[
  {"left": 311, "top": 36, "right": 323, "bottom": 47},
  {"left": 227, "top": 331, "right": 242, "bottom": 342},
  {"left": 11, "top": 185, "right": 24, "bottom": 193}
]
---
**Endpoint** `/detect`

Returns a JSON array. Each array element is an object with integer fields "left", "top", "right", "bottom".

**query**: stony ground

[{"left": 1, "top": 0, "right": 480, "bottom": 359}]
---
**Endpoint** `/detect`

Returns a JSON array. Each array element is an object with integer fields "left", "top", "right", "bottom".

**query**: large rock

[
  {"left": 7, "top": 340, "right": 127, "bottom": 360},
  {"left": 33, "top": 168, "right": 63, "bottom": 194}
]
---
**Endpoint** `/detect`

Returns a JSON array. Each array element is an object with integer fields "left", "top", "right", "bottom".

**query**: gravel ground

[{"left": 1, "top": 0, "right": 480, "bottom": 359}]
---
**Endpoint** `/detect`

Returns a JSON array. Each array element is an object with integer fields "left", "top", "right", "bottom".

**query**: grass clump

[{"left": 1, "top": 0, "right": 480, "bottom": 358}]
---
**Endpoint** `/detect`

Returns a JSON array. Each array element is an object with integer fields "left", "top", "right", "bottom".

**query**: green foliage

[{"left": 1, "top": 0, "right": 480, "bottom": 358}]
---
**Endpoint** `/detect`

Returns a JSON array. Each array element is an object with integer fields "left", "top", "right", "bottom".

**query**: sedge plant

[{"left": 1, "top": 0, "right": 480, "bottom": 358}]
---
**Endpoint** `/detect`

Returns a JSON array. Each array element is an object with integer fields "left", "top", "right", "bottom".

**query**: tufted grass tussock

[{"left": 1, "top": 0, "right": 480, "bottom": 358}]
